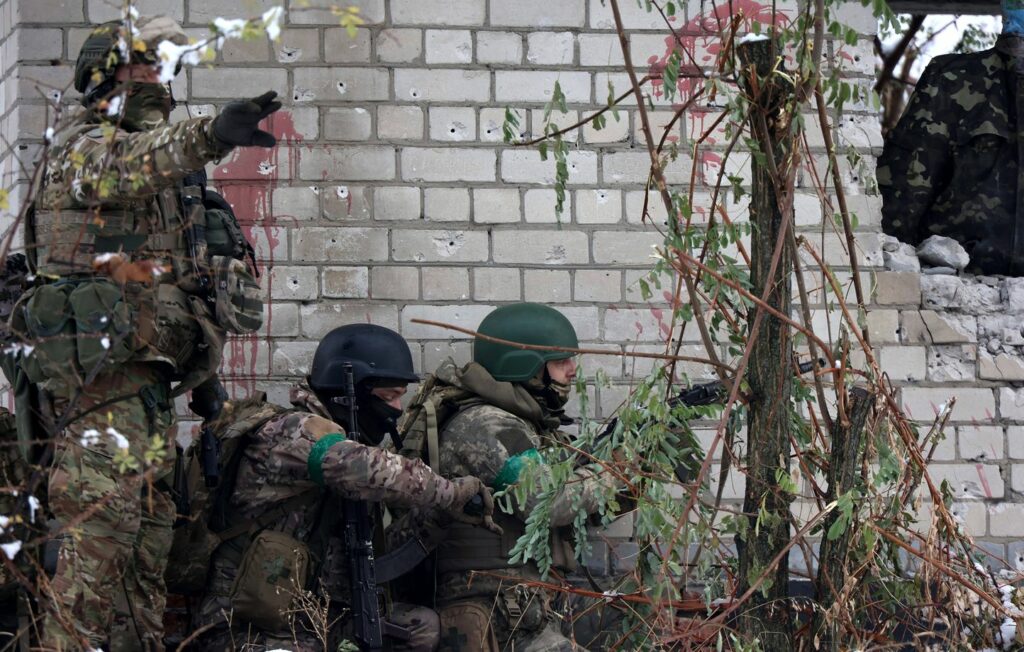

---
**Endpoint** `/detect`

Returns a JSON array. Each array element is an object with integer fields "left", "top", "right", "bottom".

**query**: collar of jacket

[
  {"left": 289, "top": 380, "right": 331, "bottom": 419},
  {"left": 434, "top": 358, "right": 548, "bottom": 426}
]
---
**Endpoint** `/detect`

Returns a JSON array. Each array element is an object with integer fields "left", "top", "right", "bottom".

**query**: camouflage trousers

[
  {"left": 437, "top": 582, "right": 588, "bottom": 652},
  {"left": 198, "top": 601, "right": 440, "bottom": 651},
  {"left": 40, "top": 363, "right": 176, "bottom": 652}
]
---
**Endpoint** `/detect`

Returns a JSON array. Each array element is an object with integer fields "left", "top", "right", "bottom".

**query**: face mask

[
  {"left": 120, "top": 83, "right": 171, "bottom": 131},
  {"left": 326, "top": 391, "right": 401, "bottom": 447},
  {"left": 1005, "top": 0, "right": 1024, "bottom": 35}
]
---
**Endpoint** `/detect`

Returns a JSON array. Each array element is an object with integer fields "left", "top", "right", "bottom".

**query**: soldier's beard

[{"left": 120, "top": 84, "right": 171, "bottom": 131}]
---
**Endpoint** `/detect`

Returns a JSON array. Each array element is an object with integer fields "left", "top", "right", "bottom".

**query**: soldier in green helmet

[
  {"left": 9, "top": 14, "right": 281, "bottom": 650},
  {"left": 397, "top": 303, "right": 618, "bottom": 652}
]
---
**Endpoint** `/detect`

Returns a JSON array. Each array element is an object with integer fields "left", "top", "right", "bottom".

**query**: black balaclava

[{"left": 326, "top": 383, "right": 403, "bottom": 447}]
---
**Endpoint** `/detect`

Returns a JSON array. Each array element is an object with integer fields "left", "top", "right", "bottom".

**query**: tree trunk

[{"left": 736, "top": 37, "right": 797, "bottom": 652}]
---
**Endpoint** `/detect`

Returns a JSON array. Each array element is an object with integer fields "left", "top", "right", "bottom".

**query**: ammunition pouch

[
  {"left": 211, "top": 255, "right": 262, "bottom": 335},
  {"left": 230, "top": 529, "right": 311, "bottom": 632}
]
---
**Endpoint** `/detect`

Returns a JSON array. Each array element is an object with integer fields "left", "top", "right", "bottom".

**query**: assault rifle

[
  {"left": 339, "top": 363, "right": 415, "bottom": 650},
  {"left": 598, "top": 358, "right": 823, "bottom": 482},
  {"left": 174, "top": 376, "right": 228, "bottom": 525}
]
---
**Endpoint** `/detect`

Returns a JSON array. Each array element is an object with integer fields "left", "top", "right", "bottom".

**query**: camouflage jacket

[
  {"left": 197, "top": 382, "right": 472, "bottom": 628},
  {"left": 878, "top": 34, "right": 1024, "bottom": 275},
  {"left": 432, "top": 359, "right": 615, "bottom": 601}
]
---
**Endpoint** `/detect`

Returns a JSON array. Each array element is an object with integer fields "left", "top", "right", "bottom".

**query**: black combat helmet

[{"left": 308, "top": 324, "right": 419, "bottom": 444}]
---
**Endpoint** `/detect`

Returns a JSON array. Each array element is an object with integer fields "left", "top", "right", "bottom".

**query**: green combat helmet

[
  {"left": 473, "top": 303, "right": 578, "bottom": 382},
  {"left": 74, "top": 16, "right": 188, "bottom": 104}
]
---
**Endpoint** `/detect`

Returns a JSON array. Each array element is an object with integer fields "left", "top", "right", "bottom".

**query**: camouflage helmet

[
  {"left": 473, "top": 303, "right": 578, "bottom": 382},
  {"left": 74, "top": 16, "right": 188, "bottom": 94}
]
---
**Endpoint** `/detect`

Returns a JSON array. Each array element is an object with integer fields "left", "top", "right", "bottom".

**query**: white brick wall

[{"left": 15, "top": 0, "right": 1024, "bottom": 567}]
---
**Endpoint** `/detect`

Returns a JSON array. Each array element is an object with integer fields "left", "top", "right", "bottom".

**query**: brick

[
  {"left": 501, "top": 150, "right": 597, "bottom": 184},
  {"left": 603, "top": 151, "right": 690, "bottom": 184},
  {"left": 18, "top": 0, "right": 83, "bottom": 22},
  {"left": 271, "top": 341, "right": 317, "bottom": 377},
  {"left": 88, "top": 0, "right": 183, "bottom": 20},
  {"left": 401, "top": 304, "right": 496, "bottom": 339},
  {"left": 981, "top": 352, "right": 1024, "bottom": 381},
  {"left": 473, "top": 188, "right": 521, "bottom": 223},
  {"left": 301, "top": 303, "right": 399, "bottom": 339},
  {"left": 523, "top": 189, "right": 572, "bottom": 224},
  {"left": 948, "top": 502, "right": 988, "bottom": 537},
  {"left": 16, "top": 28, "right": 63, "bottom": 60},
  {"left": 422, "top": 267, "right": 470, "bottom": 300},
  {"left": 476, "top": 31, "right": 522, "bottom": 64},
  {"left": 402, "top": 148, "right": 495, "bottom": 182},
  {"left": 529, "top": 109, "right": 580, "bottom": 143},
  {"left": 1008, "top": 426, "right": 1024, "bottom": 459},
  {"left": 901, "top": 387, "right": 994, "bottom": 423},
  {"left": 575, "top": 269, "right": 621, "bottom": 302},
  {"left": 593, "top": 231, "right": 662, "bottom": 264},
  {"left": 474, "top": 268, "right": 521, "bottom": 301},
  {"left": 247, "top": 226, "right": 288, "bottom": 263},
  {"left": 374, "top": 186, "right": 421, "bottom": 220},
  {"left": 222, "top": 36, "right": 269, "bottom": 63},
  {"left": 371, "top": 266, "right": 419, "bottom": 300},
  {"left": 560, "top": 307, "right": 600, "bottom": 341},
  {"left": 901, "top": 311, "right": 976, "bottom": 344},
  {"left": 271, "top": 186, "right": 320, "bottom": 222},
  {"left": 292, "top": 227, "right": 389, "bottom": 262},
  {"left": 269, "top": 266, "right": 318, "bottom": 301},
  {"left": 959, "top": 425, "right": 1004, "bottom": 461},
  {"left": 865, "top": 310, "right": 899, "bottom": 344},
  {"left": 495, "top": 71, "right": 590, "bottom": 102},
  {"left": 426, "top": 29, "right": 473, "bottom": 64},
  {"left": 879, "top": 346, "right": 925, "bottom": 382},
  {"left": 429, "top": 106, "right": 477, "bottom": 142},
  {"left": 582, "top": 113, "right": 630, "bottom": 143},
  {"left": 323, "top": 107, "right": 373, "bottom": 140},
  {"left": 492, "top": 229, "right": 588, "bottom": 265},
  {"left": 524, "top": 270, "right": 571, "bottom": 303},
  {"left": 299, "top": 146, "right": 395, "bottom": 181},
  {"left": 391, "top": 0, "right": 486, "bottom": 26},
  {"left": 377, "top": 28, "right": 422, "bottom": 63},
  {"left": 874, "top": 271, "right": 921, "bottom": 305},
  {"left": 527, "top": 32, "right": 576, "bottom": 65},
  {"left": 392, "top": 229, "right": 489, "bottom": 262},
  {"left": 278, "top": 29, "right": 320, "bottom": 64},
  {"left": 575, "top": 189, "right": 622, "bottom": 224},
  {"left": 293, "top": 67, "right": 389, "bottom": 102},
  {"left": 322, "top": 28, "right": 371, "bottom": 63},
  {"left": 191, "top": 68, "right": 287, "bottom": 99},
  {"left": 604, "top": 307, "right": 674, "bottom": 342},
  {"left": 579, "top": 33, "right": 625, "bottom": 66},
  {"left": 990, "top": 504, "right": 1024, "bottom": 536},
  {"left": 259, "top": 302, "right": 300, "bottom": 337},
  {"left": 395, "top": 69, "right": 490, "bottom": 102},
  {"left": 288, "top": 0, "right": 384, "bottom": 24},
  {"left": 424, "top": 188, "right": 471, "bottom": 222},
  {"left": 1013, "top": 464, "right": 1024, "bottom": 492},
  {"left": 634, "top": 110, "right": 685, "bottom": 146},
  {"left": 926, "top": 345, "right": 976, "bottom": 383},
  {"left": 929, "top": 463, "right": 1004, "bottom": 500},
  {"left": 322, "top": 267, "right": 369, "bottom": 298},
  {"left": 491, "top": 0, "right": 585, "bottom": 27},
  {"left": 321, "top": 184, "right": 373, "bottom": 220},
  {"left": 480, "top": 107, "right": 522, "bottom": 142},
  {"left": 378, "top": 105, "right": 424, "bottom": 140},
  {"left": 589, "top": 0, "right": 666, "bottom": 29}
]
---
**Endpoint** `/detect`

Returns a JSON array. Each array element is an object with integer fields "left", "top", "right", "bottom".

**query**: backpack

[
  {"left": 396, "top": 373, "right": 473, "bottom": 471},
  {"left": 164, "top": 393, "right": 287, "bottom": 595}
]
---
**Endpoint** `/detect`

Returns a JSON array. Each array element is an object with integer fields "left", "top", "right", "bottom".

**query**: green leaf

[
  {"left": 538, "top": 141, "right": 549, "bottom": 161},
  {"left": 827, "top": 512, "right": 849, "bottom": 541}
]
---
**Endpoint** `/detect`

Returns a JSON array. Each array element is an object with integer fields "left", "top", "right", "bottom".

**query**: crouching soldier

[
  {"left": 184, "top": 324, "right": 496, "bottom": 651},
  {"left": 403, "top": 303, "right": 622, "bottom": 652}
]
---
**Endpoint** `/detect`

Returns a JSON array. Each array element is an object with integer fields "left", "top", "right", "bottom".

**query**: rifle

[
  {"left": 597, "top": 358, "right": 823, "bottom": 482},
  {"left": 174, "top": 376, "right": 227, "bottom": 525}
]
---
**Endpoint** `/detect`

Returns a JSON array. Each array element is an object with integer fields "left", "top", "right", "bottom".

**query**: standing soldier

[
  {"left": 407, "top": 303, "right": 620, "bottom": 652},
  {"left": 15, "top": 16, "right": 279, "bottom": 650},
  {"left": 188, "top": 324, "right": 496, "bottom": 651}
]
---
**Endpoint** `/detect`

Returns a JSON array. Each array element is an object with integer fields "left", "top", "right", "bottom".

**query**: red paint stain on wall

[{"left": 212, "top": 110, "right": 304, "bottom": 398}]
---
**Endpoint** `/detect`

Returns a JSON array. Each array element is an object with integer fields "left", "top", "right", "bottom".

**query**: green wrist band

[
  {"left": 493, "top": 448, "right": 542, "bottom": 492},
  {"left": 307, "top": 433, "right": 346, "bottom": 486}
]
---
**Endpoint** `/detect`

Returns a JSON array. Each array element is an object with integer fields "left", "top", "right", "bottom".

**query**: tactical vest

[
  {"left": 19, "top": 130, "right": 262, "bottom": 394},
  {"left": 397, "top": 377, "right": 578, "bottom": 576}
]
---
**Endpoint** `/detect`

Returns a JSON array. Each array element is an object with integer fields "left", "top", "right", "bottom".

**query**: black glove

[{"left": 212, "top": 91, "right": 282, "bottom": 148}]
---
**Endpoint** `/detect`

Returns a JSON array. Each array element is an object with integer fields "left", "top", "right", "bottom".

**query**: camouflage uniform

[
  {"left": 195, "top": 383, "right": 470, "bottom": 651},
  {"left": 431, "top": 359, "right": 613, "bottom": 652},
  {"left": 877, "top": 33, "right": 1024, "bottom": 275},
  {"left": 26, "top": 50, "right": 239, "bottom": 652}
]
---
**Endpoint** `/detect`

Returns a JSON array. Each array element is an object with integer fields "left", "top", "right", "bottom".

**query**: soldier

[
  {"left": 192, "top": 324, "right": 497, "bottom": 651},
  {"left": 421, "top": 303, "right": 620, "bottom": 652},
  {"left": 877, "top": 0, "right": 1024, "bottom": 275},
  {"left": 15, "top": 16, "right": 280, "bottom": 650}
]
